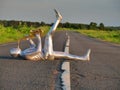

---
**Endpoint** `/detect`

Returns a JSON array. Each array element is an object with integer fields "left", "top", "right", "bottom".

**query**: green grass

[
  {"left": 57, "top": 28, "right": 120, "bottom": 44},
  {"left": 0, "top": 25, "right": 50, "bottom": 44},
  {"left": 78, "top": 30, "right": 120, "bottom": 44},
  {"left": 0, "top": 25, "right": 34, "bottom": 44},
  {"left": 0, "top": 25, "right": 22, "bottom": 44},
  {"left": 0, "top": 24, "right": 120, "bottom": 44}
]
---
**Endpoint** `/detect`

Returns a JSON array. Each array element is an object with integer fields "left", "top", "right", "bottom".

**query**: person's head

[{"left": 10, "top": 48, "right": 21, "bottom": 57}]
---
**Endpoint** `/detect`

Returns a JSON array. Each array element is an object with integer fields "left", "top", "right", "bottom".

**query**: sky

[{"left": 0, "top": 0, "right": 120, "bottom": 26}]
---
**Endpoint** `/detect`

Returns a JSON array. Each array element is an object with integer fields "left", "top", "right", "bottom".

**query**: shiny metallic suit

[{"left": 10, "top": 9, "right": 91, "bottom": 61}]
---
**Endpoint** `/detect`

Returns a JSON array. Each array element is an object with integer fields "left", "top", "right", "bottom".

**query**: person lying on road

[{"left": 10, "top": 9, "right": 91, "bottom": 61}]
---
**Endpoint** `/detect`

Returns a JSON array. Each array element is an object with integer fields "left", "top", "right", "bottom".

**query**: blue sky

[{"left": 0, "top": 0, "right": 120, "bottom": 26}]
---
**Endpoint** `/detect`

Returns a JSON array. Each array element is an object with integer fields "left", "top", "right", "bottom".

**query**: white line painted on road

[{"left": 61, "top": 62, "right": 71, "bottom": 90}]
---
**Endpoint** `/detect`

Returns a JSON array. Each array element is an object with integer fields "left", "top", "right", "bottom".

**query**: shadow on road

[{"left": 0, "top": 56, "right": 23, "bottom": 60}]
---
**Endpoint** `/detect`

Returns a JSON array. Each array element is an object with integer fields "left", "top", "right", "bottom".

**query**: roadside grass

[
  {"left": 78, "top": 30, "right": 120, "bottom": 44},
  {"left": 0, "top": 24, "right": 120, "bottom": 44},
  {"left": 0, "top": 25, "right": 50, "bottom": 44},
  {"left": 0, "top": 25, "right": 23, "bottom": 44},
  {"left": 57, "top": 28, "right": 120, "bottom": 44}
]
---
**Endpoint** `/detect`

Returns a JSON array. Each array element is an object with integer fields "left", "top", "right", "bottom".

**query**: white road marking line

[{"left": 61, "top": 62, "right": 71, "bottom": 90}]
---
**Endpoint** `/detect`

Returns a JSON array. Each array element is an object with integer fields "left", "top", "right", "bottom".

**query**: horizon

[{"left": 0, "top": 19, "right": 120, "bottom": 27}]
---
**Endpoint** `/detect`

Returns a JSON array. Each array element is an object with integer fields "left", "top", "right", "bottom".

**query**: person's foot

[
  {"left": 86, "top": 49, "right": 91, "bottom": 61},
  {"left": 54, "top": 9, "right": 62, "bottom": 20}
]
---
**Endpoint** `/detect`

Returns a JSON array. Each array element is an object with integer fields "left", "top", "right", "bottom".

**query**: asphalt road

[{"left": 0, "top": 31, "right": 120, "bottom": 90}]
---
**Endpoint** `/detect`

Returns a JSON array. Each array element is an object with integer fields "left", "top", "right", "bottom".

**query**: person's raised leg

[{"left": 43, "top": 9, "right": 62, "bottom": 59}]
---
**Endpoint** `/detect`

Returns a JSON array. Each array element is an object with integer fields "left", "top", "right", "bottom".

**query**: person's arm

[
  {"left": 17, "top": 35, "right": 36, "bottom": 49},
  {"left": 30, "top": 29, "right": 43, "bottom": 52}
]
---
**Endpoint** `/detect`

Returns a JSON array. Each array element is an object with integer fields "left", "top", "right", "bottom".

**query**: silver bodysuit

[{"left": 10, "top": 9, "right": 91, "bottom": 61}]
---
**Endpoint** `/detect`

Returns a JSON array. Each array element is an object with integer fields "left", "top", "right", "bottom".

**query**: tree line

[{"left": 0, "top": 20, "right": 119, "bottom": 30}]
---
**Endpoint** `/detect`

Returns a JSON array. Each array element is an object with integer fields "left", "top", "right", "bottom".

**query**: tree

[
  {"left": 89, "top": 22, "right": 97, "bottom": 30},
  {"left": 99, "top": 23, "right": 105, "bottom": 30},
  {"left": 64, "top": 22, "right": 71, "bottom": 28},
  {"left": 40, "top": 21, "right": 46, "bottom": 26}
]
